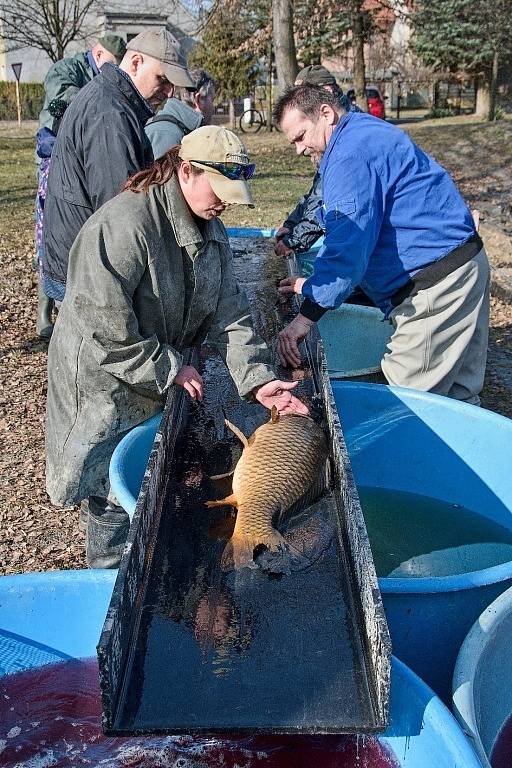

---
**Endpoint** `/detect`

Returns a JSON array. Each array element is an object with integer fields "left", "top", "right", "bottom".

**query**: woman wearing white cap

[{"left": 46, "top": 125, "right": 307, "bottom": 568}]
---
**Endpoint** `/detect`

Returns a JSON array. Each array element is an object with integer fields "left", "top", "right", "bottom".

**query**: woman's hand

[
  {"left": 277, "top": 314, "right": 315, "bottom": 368},
  {"left": 174, "top": 365, "right": 204, "bottom": 401},
  {"left": 253, "top": 380, "right": 309, "bottom": 415},
  {"left": 278, "top": 276, "right": 306, "bottom": 296}
]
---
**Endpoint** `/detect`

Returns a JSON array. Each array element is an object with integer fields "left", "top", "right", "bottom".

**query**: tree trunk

[
  {"left": 266, "top": 37, "right": 273, "bottom": 131},
  {"left": 432, "top": 80, "right": 439, "bottom": 110},
  {"left": 272, "top": 0, "right": 299, "bottom": 89},
  {"left": 351, "top": 2, "right": 368, "bottom": 112},
  {"left": 488, "top": 50, "right": 499, "bottom": 121},
  {"left": 228, "top": 98, "right": 236, "bottom": 131},
  {"left": 475, "top": 71, "right": 491, "bottom": 119}
]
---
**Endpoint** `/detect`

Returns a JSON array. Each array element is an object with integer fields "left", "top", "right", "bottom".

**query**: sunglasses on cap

[{"left": 191, "top": 160, "right": 256, "bottom": 180}]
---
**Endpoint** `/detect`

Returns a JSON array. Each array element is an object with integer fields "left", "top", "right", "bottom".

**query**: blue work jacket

[{"left": 301, "top": 111, "right": 476, "bottom": 317}]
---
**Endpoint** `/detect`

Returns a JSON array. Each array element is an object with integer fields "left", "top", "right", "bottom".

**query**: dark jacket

[
  {"left": 42, "top": 63, "right": 154, "bottom": 300},
  {"left": 282, "top": 171, "right": 324, "bottom": 253},
  {"left": 145, "top": 98, "right": 203, "bottom": 159}
]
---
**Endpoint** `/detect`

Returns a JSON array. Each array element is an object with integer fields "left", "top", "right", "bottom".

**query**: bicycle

[
  {"left": 239, "top": 107, "right": 265, "bottom": 133},
  {"left": 238, "top": 99, "right": 281, "bottom": 134}
]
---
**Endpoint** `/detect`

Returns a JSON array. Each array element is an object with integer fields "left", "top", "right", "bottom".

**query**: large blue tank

[
  {"left": 0, "top": 570, "right": 482, "bottom": 767},
  {"left": 333, "top": 381, "right": 512, "bottom": 704}
]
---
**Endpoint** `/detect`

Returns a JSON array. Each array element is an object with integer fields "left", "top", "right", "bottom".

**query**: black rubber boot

[
  {"left": 85, "top": 496, "right": 130, "bottom": 569},
  {"left": 79, "top": 502, "right": 89, "bottom": 532},
  {"left": 36, "top": 277, "right": 54, "bottom": 339}
]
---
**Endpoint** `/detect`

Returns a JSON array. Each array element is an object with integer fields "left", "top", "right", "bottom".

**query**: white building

[{"left": 0, "top": 0, "right": 198, "bottom": 82}]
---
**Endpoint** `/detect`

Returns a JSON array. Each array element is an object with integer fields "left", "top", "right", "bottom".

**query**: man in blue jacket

[
  {"left": 274, "top": 65, "right": 354, "bottom": 258},
  {"left": 274, "top": 85, "right": 490, "bottom": 405}
]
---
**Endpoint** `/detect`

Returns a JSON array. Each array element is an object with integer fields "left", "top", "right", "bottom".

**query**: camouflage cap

[
  {"left": 97, "top": 33, "right": 126, "bottom": 62},
  {"left": 295, "top": 64, "right": 336, "bottom": 87}
]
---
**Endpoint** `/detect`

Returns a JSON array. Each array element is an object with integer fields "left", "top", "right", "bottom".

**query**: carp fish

[{"left": 206, "top": 407, "right": 328, "bottom": 571}]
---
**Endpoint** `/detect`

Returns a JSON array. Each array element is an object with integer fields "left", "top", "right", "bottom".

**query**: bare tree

[
  {"left": 0, "top": 0, "right": 98, "bottom": 62},
  {"left": 272, "top": 0, "right": 298, "bottom": 88},
  {"left": 349, "top": 0, "right": 368, "bottom": 111}
]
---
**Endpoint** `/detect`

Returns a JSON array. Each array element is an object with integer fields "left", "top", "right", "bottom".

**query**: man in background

[
  {"left": 42, "top": 28, "right": 194, "bottom": 303},
  {"left": 145, "top": 68, "right": 217, "bottom": 158},
  {"left": 35, "top": 33, "right": 126, "bottom": 338}
]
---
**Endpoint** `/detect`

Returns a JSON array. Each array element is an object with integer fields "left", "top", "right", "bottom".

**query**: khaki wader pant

[{"left": 381, "top": 247, "right": 490, "bottom": 406}]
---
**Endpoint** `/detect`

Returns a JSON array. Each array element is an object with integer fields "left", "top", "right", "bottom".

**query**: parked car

[{"left": 346, "top": 86, "right": 386, "bottom": 119}]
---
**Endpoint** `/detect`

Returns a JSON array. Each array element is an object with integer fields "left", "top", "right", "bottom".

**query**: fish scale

[{"left": 206, "top": 409, "right": 328, "bottom": 570}]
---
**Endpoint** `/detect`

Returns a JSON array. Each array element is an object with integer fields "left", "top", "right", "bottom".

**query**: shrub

[
  {"left": 425, "top": 106, "right": 457, "bottom": 119},
  {"left": 0, "top": 82, "right": 44, "bottom": 121}
]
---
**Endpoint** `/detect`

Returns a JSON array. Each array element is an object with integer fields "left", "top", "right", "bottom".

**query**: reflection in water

[{"left": 0, "top": 658, "right": 399, "bottom": 767}]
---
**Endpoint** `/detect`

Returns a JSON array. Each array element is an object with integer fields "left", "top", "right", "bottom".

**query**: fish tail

[{"left": 221, "top": 529, "right": 288, "bottom": 572}]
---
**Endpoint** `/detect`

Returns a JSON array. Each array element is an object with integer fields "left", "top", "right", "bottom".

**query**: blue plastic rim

[
  {"left": 0, "top": 570, "right": 482, "bottom": 766},
  {"left": 333, "top": 380, "right": 512, "bottom": 703},
  {"left": 226, "top": 227, "right": 277, "bottom": 239}
]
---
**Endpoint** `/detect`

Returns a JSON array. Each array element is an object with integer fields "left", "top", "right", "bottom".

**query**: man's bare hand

[
  {"left": 274, "top": 227, "right": 294, "bottom": 258},
  {"left": 253, "top": 379, "right": 309, "bottom": 415},
  {"left": 277, "top": 314, "right": 315, "bottom": 368},
  {"left": 174, "top": 365, "right": 204, "bottom": 400},
  {"left": 278, "top": 276, "right": 306, "bottom": 297}
]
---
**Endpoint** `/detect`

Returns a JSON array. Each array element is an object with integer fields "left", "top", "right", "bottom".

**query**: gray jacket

[
  {"left": 145, "top": 98, "right": 203, "bottom": 159},
  {"left": 46, "top": 176, "right": 275, "bottom": 506}
]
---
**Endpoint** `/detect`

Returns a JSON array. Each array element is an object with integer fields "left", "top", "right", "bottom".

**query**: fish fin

[
  {"left": 224, "top": 419, "right": 249, "bottom": 448},
  {"left": 270, "top": 405, "right": 279, "bottom": 424},
  {"left": 210, "top": 470, "right": 235, "bottom": 480},
  {"left": 221, "top": 530, "right": 288, "bottom": 572},
  {"left": 205, "top": 493, "right": 238, "bottom": 509}
]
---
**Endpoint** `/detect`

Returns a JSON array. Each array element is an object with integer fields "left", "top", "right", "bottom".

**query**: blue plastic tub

[
  {"left": 0, "top": 570, "right": 482, "bottom": 766},
  {"left": 453, "top": 584, "right": 512, "bottom": 768},
  {"left": 333, "top": 381, "right": 512, "bottom": 704},
  {"left": 109, "top": 411, "right": 162, "bottom": 519},
  {"left": 297, "top": 251, "right": 392, "bottom": 377},
  {"left": 317, "top": 304, "right": 392, "bottom": 377}
]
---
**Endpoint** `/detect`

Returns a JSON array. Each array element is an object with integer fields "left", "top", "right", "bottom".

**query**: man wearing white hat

[{"left": 42, "top": 28, "right": 194, "bottom": 303}]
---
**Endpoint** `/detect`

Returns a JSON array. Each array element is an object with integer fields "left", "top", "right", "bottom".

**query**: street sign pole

[{"left": 11, "top": 63, "right": 23, "bottom": 128}]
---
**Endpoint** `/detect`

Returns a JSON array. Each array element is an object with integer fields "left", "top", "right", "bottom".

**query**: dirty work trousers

[{"left": 381, "top": 247, "right": 490, "bottom": 405}]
